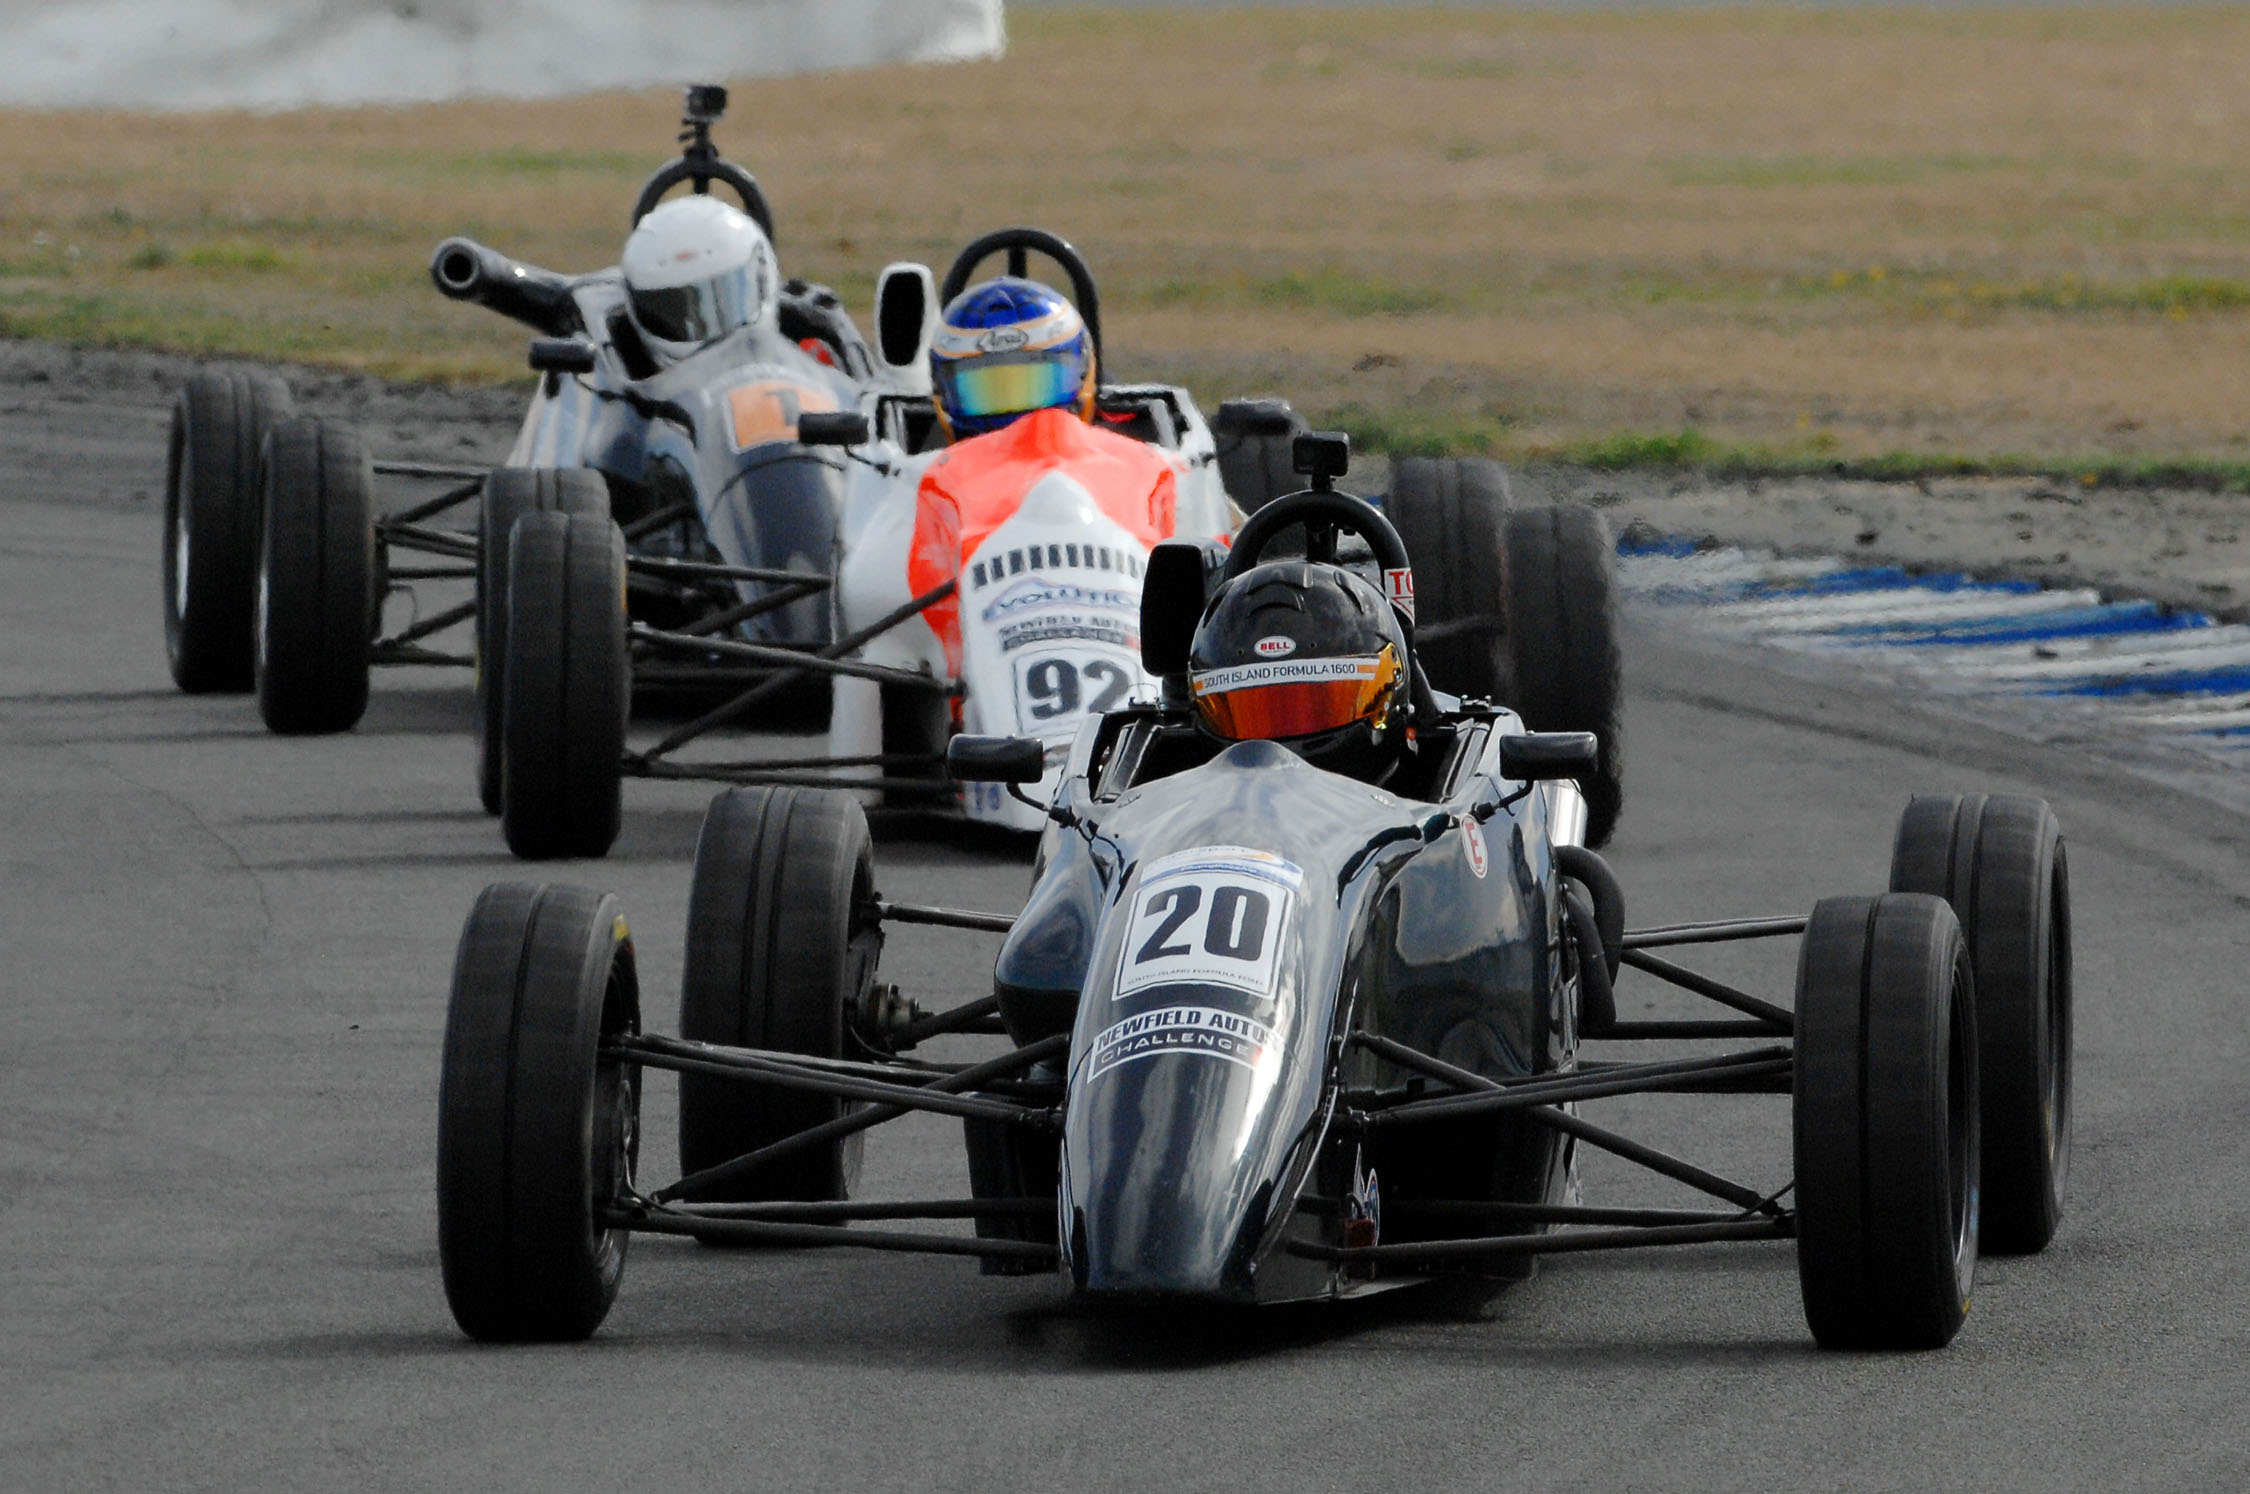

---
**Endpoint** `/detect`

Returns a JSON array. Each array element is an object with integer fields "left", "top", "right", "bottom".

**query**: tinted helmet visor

[
  {"left": 1192, "top": 647, "right": 1402, "bottom": 740},
  {"left": 630, "top": 262, "right": 758, "bottom": 346}
]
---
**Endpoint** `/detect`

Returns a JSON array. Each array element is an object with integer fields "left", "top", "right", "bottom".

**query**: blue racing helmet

[{"left": 929, "top": 277, "right": 1096, "bottom": 439}]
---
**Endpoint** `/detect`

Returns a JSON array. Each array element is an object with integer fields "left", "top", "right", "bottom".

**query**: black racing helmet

[{"left": 1187, "top": 560, "right": 1411, "bottom": 781}]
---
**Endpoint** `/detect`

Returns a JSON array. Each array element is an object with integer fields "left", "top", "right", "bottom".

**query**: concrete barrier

[{"left": 0, "top": 0, "right": 1005, "bottom": 111}]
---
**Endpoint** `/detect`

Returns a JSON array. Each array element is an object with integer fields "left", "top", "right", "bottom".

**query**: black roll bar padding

[
  {"left": 1564, "top": 886, "right": 1619, "bottom": 1036},
  {"left": 629, "top": 155, "right": 776, "bottom": 240},
  {"left": 426, "top": 236, "right": 582, "bottom": 337},
  {"left": 1221, "top": 489, "right": 1412, "bottom": 622},
  {"left": 1555, "top": 845, "right": 1625, "bottom": 981},
  {"left": 936, "top": 226, "right": 1104, "bottom": 364}
]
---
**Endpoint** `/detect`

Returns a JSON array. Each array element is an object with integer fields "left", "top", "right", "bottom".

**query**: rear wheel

[
  {"left": 476, "top": 468, "right": 611, "bottom": 813},
  {"left": 1794, "top": 893, "right": 1980, "bottom": 1351},
  {"left": 1502, "top": 503, "right": 1623, "bottom": 848},
  {"left": 500, "top": 511, "right": 628, "bottom": 859},
  {"left": 1213, "top": 397, "right": 1307, "bottom": 516},
  {"left": 437, "top": 881, "right": 640, "bottom": 1342},
  {"left": 677, "top": 786, "right": 880, "bottom": 1202},
  {"left": 1890, "top": 793, "right": 2072, "bottom": 1254},
  {"left": 164, "top": 369, "right": 293, "bottom": 692},
  {"left": 1385, "top": 456, "right": 1512, "bottom": 700},
  {"left": 255, "top": 416, "right": 373, "bottom": 734}
]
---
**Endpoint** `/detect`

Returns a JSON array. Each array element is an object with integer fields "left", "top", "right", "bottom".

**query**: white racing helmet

[{"left": 621, "top": 195, "right": 778, "bottom": 365}]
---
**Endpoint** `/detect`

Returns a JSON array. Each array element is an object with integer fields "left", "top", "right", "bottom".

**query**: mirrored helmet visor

[
  {"left": 630, "top": 263, "right": 759, "bottom": 346},
  {"left": 1191, "top": 649, "right": 1401, "bottom": 740},
  {"left": 937, "top": 352, "right": 1085, "bottom": 420}
]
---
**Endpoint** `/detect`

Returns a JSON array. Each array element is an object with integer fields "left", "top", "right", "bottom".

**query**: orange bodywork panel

[{"left": 910, "top": 407, "right": 1178, "bottom": 674}]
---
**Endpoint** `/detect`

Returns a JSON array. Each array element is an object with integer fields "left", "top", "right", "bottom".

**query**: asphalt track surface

[{"left": 4, "top": 359, "right": 2249, "bottom": 1490}]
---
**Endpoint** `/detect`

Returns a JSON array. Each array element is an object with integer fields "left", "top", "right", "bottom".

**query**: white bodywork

[{"left": 828, "top": 289, "right": 1239, "bottom": 829}]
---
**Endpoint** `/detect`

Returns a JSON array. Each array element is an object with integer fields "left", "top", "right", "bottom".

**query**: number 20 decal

[
  {"left": 1116, "top": 870, "right": 1294, "bottom": 1001},
  {"left": 1017, "top": 654, "right": 1133, "bottom": 727}
]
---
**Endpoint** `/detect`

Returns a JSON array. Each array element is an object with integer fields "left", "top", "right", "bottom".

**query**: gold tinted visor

[{"left": 1191, "top": 648, "right": 1401, "bottom": 740}]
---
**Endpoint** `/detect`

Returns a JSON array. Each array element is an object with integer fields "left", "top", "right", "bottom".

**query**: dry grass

[{"left": 9, "top": 6, "right": 2250, "bottom": 464}]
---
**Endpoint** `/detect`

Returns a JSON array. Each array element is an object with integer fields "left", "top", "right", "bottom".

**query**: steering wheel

[
  {"left": 630, "top": 158, "right": 776, "bottom": 243},
  {"left": 938, "top": 226, "right": 1103, "bottom": 364}
]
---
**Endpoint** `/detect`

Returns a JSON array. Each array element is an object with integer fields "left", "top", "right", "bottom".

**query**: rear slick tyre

[
  {"left": 164, "top": 369, "right": 294, "bottom": 693},
  {"left": 1890, "top": 793, "right": 2072, "bottom": 1254},
  {"left": 677, "top": 786, "right": 880, "bottom": 1203},
  {"left": 255, "top": 416, "right": 373, "bottom": 734},
  {"left": 437, "top": 881, "right": 641, "bottom": 1342},
  {"left": 1502, "top": 503, "right": 1623, "bottom": 848},
  {"left": 476, "top": 468, "right": 612, "bottom": 814},
  {"left": 1212, "top": 398, "right": 1307, "bottom": 517},
  {"left": 1385, "top": 456, "right": 1512, "bottom": 701},
  {"left": 1794, "top": 893, "right": 1980, "bottom": 1351},
  {"left": 500, "top": 511, "right": 628, "bottom": 860}
]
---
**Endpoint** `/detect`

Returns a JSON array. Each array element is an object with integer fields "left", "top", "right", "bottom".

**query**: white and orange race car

[{"left": 817, "top": 228, "right": 1622, "bottom": 838}]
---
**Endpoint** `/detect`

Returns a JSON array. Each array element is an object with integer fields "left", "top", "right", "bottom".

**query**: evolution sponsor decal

[
  {"left": 1089, "top": 1004, "right": 1277, "bottom": 1081},
  {"left": 1462, "top": 815, "right": 1488, "bottom": 879},
  {"left": 979, "top": 576, "right": 1139, "bottom": 623}
]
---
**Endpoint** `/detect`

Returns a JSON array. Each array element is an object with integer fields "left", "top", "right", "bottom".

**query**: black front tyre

[
  {"left": 500, "top": 511, "right": 628, "bottom": 860},
  {"left": 1794, "top": 893, "right": 1980, "bottom": 1351},
  {"left": 476, "top": 468, "right": 612, "bottom": 814},
  {"left": 437, "top": 881, "right": 641, "bottom": 1342},
  {"left": 677, "top": 786, "right": 881, "bottom": 1202},
  {"left": 164, "top": 369, "right": 293, "bottom": 692},
  {"left": 1502, "top": 503, "right": 1624, "bottom": 848},
  {"left": 255, "top": 416, "right": 373, "bottom": 734},
  {"left": 1891, "top": 793, "right": 2072, "bottom": 1254}
]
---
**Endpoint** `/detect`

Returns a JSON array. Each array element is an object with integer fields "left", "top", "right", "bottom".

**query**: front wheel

[
  {"left": 255, "top": 416, "right": 373, "bottom": 734},
  {"left": 677, "top": 786, "right": 880, "bottom": 1202},
  {"left": 476, "top": 468, "right": 612, "bottom": 814},
  {"left": 1794, "top": 893, "right": 1980, "bottom": 1351},
  {"left": 500, "top": 511, "right": 628, "bottom": 860},
  {"left": 437, "top": 881, "right": 641, "bottom": 1342},
  {"left": 164, "top": 369, "right": 294, "bottom": 692},
  {"left": 1891, "top": 793, "right": 2072, "bottom": 1253}
]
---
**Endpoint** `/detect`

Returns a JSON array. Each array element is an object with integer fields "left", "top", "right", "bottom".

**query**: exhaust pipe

[{"left": 427, "top": 236, "right": 581, "bottom": 337}]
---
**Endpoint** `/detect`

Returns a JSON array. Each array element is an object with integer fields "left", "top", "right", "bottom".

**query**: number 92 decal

[
  {"left": 1014, "top": 650, "right": 1134, "bottom": 731},
  {"left": 1115, "top": 845, "right": 1302, "bottom": 1002}
]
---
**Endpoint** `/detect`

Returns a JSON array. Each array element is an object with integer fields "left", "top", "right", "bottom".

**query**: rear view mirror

[
  {"left": 1140, "top": 541, "right": 1209, "bottom": 676},
  {"left": 946, "top": 735, "right": 1046, "bottom": 784},
  {"left": 797, "top": 410, "right": 870, "bottom": 447},
  {"left": 1499, "top": 731, "right": 1599, "bottom": 782},
  {"left": 528, "top": 337, "right": 596, "bottom": 374},
  {"left": 874, "top": 262, "right": 937, "bottom": 394}
]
